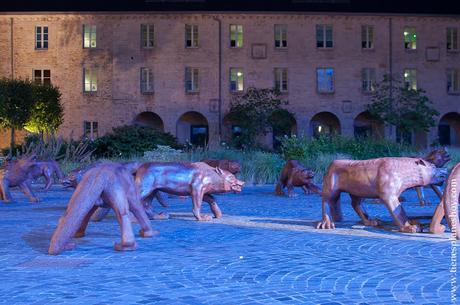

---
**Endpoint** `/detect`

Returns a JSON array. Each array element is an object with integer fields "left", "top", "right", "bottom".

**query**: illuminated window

[
  {"left": 33, "top": 69, "right": 51, "bottom": 86},
  {"left": 404, "top": 69, "right": 417, "bottom": 90},
  {"left": 230, "top": 68, "right": 244, "bottom": 92},
  {"left": 141, "top": 24, "right": 154, "bottom": 48},
  {"left": 403, "top": 27, "right": 416, "bottom": 50},
  {"left": 316, "top": 68, "right": 334, "bottom": 93},
  {"left": 361, "top": 25, "right": 374, "bottom": 49},
  {"left": 185, "top": 24, "right": 199, "bottom": 48},
  {"left": 185, "top": 67, "right": 199, "bottom": 93},
  {"left": 316, "top": 24, "right": 333, "bottom": 48},
  {"left": 84, "top": 121, "right": 98, "bottom": 140},
  {"left": 140, "top": 68, "right": 154, "bottom": 93},
  {"left": 274, "top": 68, "right": 288, "bottom": 92},
  {"left": 447, "top": 28, "right": 458, "bottom": 51},
  {"left": 83, "top": 68, "right": 97, "bottom": 92},
  {"left": 83, "top": 24, "right": 97, "bottom": 48},
  {"left": 275, "top": 24, "right": 288, "bottom": 48},
  {"left": 447, "top": 69, "right": 459, "bottom": 93},
  {"left": 230, "top": 24, "right": 243, "bottom": 48},
  {"left": 362, "top": 68, "right": 376, "bottom": 92},
  {"left": 35, "top": 26, "right": 48, "bottom": 49}
]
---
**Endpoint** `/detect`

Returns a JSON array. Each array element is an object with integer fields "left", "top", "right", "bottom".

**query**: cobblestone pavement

[{"left": 0, "top": 184, "right": 458, "bottom": 305}]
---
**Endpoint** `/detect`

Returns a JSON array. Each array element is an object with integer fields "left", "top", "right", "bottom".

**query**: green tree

[
  {"left": 367, "top": 75, "right": 439, "bottom": 144},
  {"left": 0, "top": 78, "right": 36, "bottom": 154},
  {"left": 25, "top": 83, "right": 64, "bottom": 138},
  {"left": 226, "top": 87, "right": 294, "bottom": 149}
]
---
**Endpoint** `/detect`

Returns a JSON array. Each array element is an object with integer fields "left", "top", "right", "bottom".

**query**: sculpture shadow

[
  {"left": 251, "top": 218, "right": 318, "bottom": 227},
  {"left": 22, "top": 229, "right": 55, "bottom": 254}
]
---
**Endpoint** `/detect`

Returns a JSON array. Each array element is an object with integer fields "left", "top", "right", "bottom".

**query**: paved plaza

[{"left": 0, "top": 184, "right": 457, "bottom": 305}]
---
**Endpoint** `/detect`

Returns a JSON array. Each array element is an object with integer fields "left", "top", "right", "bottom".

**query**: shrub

[
  {"left": 280, "top": 135, "right": 414, "bottom": 161},
  {"left": 93, "top": 125, "right": 182, "bottom": 158}
]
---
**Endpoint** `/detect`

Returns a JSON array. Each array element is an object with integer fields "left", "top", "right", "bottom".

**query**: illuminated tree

[{"left": 0, "top": 78, "right": 35, "bottom": 154}]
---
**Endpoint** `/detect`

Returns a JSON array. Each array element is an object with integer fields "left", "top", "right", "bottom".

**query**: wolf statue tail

[
  {"left": 51, "top": 160, "right": 65, "bottom": 180},
  {"left": 48, "top": 169, "right": 106, "bottom": 255}
]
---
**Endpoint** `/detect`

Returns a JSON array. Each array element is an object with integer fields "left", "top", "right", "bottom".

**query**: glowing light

[
  {"left": 318, "top": 125, "right": 322, "bottom": 132},
  {"left": 404, "top": 73, "right": 409, "bottom": 78},
  {"left": 404, "top": 31, "right": 408, "bottom": 36},
  {"left": 239, "top": 256, "right": 244, "bottom": 259},
  {"left": 237, "top": 72, "right": 243, "bottom": 77}
]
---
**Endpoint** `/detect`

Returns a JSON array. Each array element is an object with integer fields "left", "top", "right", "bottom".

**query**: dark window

[
  {"left": 274, "top": 24, "right": 288, "bottom": 48},
  {"left": 141, "top": 24, "right": 154, "bottom": 48},
  {"left": 35, "top": 26, "right": 48, "bottom": 49},
  {"left": 316, "top": 24, "right": 333, "bottom": 48},
  {"left": 84, "top": 121, "right": 98, "bottom": 140},
  {"left": 185, "top": 24, "right": 199, "bottom": 48},
  {"left": 33, "top": 69, "right": 51, "bottom": 85}
]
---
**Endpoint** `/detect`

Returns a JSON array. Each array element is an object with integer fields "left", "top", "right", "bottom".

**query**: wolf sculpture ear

[
  {"left": 215, "top": 167, "right": 224, "bottom": 176},
  {"left": 415, "top": 159, "right": 427, "bottom": 166}
]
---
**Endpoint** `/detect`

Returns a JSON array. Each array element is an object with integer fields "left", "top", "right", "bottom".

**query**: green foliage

[
  {"left": 226, "top": 87, "right": 294, "bottom": 148},
  {"left": 280, "top": 135, "right": 414, "bottom": 161},
  {"left": 0, "top": 78, "right": 36, "bottom": 151},
  {"left": 367, "top": 75, "right": 439, "bottom": 143},
  {"left": 0, "top": 78, "right": 35, "bottom": 130},
  {"left": 93, "top": 125, "right": 182, "bottom": 158},
  {"left": 25, "top": 83, "right": 64, "bottom": 135},
  {"left": 279, "top": 135, "right": 415, "bottom": 179}
]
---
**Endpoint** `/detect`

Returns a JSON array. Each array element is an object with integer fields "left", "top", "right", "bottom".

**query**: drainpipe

[
  {"left": 213, "top": 16, "right": 222, "bottom": 142},
  {"left": 10, "top": 17, "right": 14, "bottom": 78},
  {"left": 388, "top": 17, "right": 394, "bottom": 141}
]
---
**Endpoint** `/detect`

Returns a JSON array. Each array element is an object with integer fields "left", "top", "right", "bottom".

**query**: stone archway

[
  {"left": 176, "top": 111, "right": 209, "bottom": 146},
  {"left": 270, "top": 110, "right": 297, "bottom": 149},
  {"left": 133, "top": 112, "right": 164, "bottom": 131},
  {"left": 310, "top": 112, "right": 341, "bottom": 138},
  {"left": 353, "top": 111, "right": 384, "bottom": 139},
  {"left": 439, "top": 112, "right": 460, "bottom": 146}
]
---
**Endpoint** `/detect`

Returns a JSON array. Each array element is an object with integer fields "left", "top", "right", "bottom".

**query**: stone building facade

[{"left": 0, "top": 10, "right": 459, "bottom": 149}]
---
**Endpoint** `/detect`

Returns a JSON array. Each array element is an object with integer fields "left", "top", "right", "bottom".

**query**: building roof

[{"left": 1, "top": 0, "right": 460, "bottom": 15}]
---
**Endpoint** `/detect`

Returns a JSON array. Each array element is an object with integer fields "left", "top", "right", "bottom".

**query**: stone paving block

[{"left": 0, "top": 185, "right": 458, "bottom": 304}]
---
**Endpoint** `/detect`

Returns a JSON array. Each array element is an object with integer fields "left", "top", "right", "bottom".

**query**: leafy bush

[
  {"left": 93, "top": 125, "right": 182, "bottom": 158},
  {"left": 280, "top": 135, "right": 414, "bottom": 161}
]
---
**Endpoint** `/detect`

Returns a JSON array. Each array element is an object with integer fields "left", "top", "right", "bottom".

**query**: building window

[
  {"left": 230, "top": 24, "right": 243, "bottom": 48},
  {"left": 316, "top": 68, "right": 334, "bottom": 93},
  {"left": 83, "top": 24, "right": 97, "bottom": 48},
  {"left": 83, "top": 68, "right": 97, "bottom": 92},
  {"left": 447, "top": 28, "right": 458, "bottom": 51},
  {"left": 404, "top": 27, "right": 416, "bottom": 50},
  {"left": 84, "top": 121, "right": 98, "bottom": 140},
  {"left": 140, "top": 68, "right": 154, "bottom": 93},
  {"left": 35, "top": 26, "right": 48, "bottom": 49},
  {"left": 361, "top": 25, "right": 374, "bottom": 49},
  {"left": 230, "top": 68, "right": 244, "bottom": 92},
  {"left": 316, "top": 25, "right": 333, "bottom": 48},
  {"left": 404, "top": 69, "right": 417, "bottom": 90},
  {"left": 141, "top": 24, "right": 154, "bottom": 48},
  {"left": 447, "top": 69, "right": 459, "bottom": 93},
  {"left": 33, "top": 69, "right": 51, "bottom": 86},
  {"left": 185, "top": 24, "right": 199, "bottom": 48},
  {"left": 362, "top": 68, "right": 376, "bottom": 92},
  {"left": 274, "top": 68, "right": 288, "bottom": 92},
  {"left": 185, "top": 67, "right": 199, "bottom": 93},
  {"left": 275, "top": 24, "right": 288, "bottom": 48}
]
